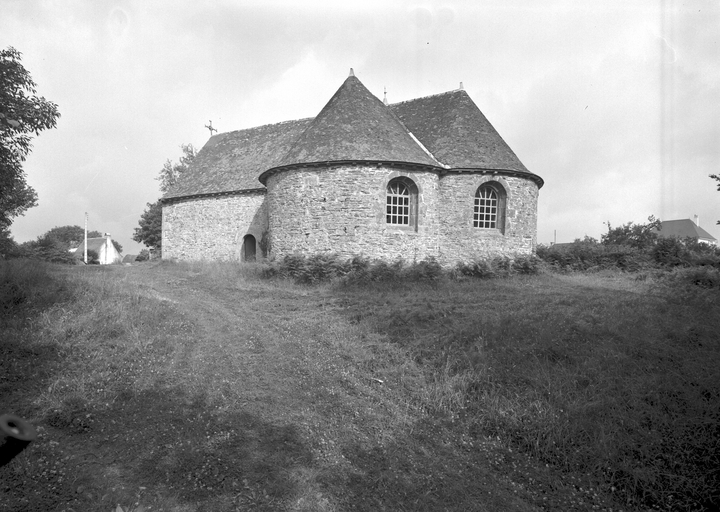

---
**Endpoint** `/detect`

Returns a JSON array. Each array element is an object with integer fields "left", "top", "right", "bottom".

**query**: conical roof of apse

[{"left": 273, "top": 72, "right": 440, "bottom": 170}]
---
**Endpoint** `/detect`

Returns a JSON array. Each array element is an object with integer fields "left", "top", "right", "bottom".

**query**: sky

[{"left": 2, "top": 0, "right": 719, "bottom": 255}]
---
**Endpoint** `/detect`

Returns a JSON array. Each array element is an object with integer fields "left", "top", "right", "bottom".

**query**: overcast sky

[{"left": 2, "top": 0, "right": 719, "bottom": 254}]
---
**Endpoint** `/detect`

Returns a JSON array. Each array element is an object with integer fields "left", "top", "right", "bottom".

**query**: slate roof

[
  {"left": 164, "top": 73, "right": 540, "bottom": 201},
  {"left": 390, "top": 90, "right": 530, "bottom": 173},
  {"left": 164, "top": 119, "right": 311, "bottom": 200},
  {"left": 656, "top": 219, "right": 717, "bottom": 242}
]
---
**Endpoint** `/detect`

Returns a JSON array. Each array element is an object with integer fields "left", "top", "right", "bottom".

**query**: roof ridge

[
  {"left": 214, "top": 116, "right": 315, "bottom": 138},
  {"left": 389, "top": 88, "right": 465, "bottom": 106}
]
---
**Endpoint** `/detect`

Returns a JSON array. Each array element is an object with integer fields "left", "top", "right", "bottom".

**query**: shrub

[
  {"left": 511, "top": 255, "right": 542, "bottom": 274},
  {"left": 263, "top": 253, "right": 349, "bottom": 283},
  {"left": 601, "top": 215, "right": 661, "bottom": 250},
  {"left": 663, "top": 265, "right": 720, "bottom": 289},
  {"left": 33, "top": 238, "right": 78, "bottom": 264},
  {"left": 453, "top": 255, "right": 541, "bottom": 279},
  {"left": 454, "top": 259, "right": 494, "bottom": 279},
  {"left": 263, "top": 253, "right": 541, "bottom": 284},
  {"left": 537, "top": 241, "right": 650, "bottom": 272},
  {"left": 404, "top": 257, "right": 443, "bottom": 281},
  {"left": 85, "top": 249, "right": 100, "bottom": 264},
  {"left": 541, "top": 216, "right": 720, "bottom": 275},
  {"left": 653, "top": 237, "right": 720, "bottom": 268},
  {"left": 297, "top": 253, "right": 347, "bottom": 283}
]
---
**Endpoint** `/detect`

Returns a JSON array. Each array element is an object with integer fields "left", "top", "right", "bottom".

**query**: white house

[{"left": 73, "top": 233, "right": 123, "bottom": 264}]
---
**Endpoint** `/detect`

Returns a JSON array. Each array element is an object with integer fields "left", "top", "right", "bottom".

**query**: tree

[
  {"left": 572, "top": 235, "right": 599, "bottom": 244},
  {"left": 157, "top": 143, "right": 197, "bottom": 194},
  {"left": 14, "top": 226, "right": 122, "bottom": 263},
  {"left": 86, "top": 249, "right": 99, "bottom": 265},
  {"left": 0, "top": 225, "right": 18, "bottom": 257},
  {"left": 40, "top": 225, "right": 123, "bottom": 253},
  {"left": 133, "top": 144, "right": 196, "bottom": 255},
  {"left": 1, "top": 47, "right": 60, "bottom": 229},
  {"left": 19, "top": 234, "right": 76, "bottom": 264},
  {"left": 133, "top": 201, "right": 162, "bottom": 253},
  {"left": 601, "top": 216, "right": 661, "bottom": 250},
  {"left": 42, "top": 225, "right": 101, "bottom": 249}
]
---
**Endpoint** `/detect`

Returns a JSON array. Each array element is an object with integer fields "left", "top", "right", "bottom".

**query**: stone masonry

[
  {"left": 263, "top": 164, "right": 538, "bottom": 265},
  {"left": 162, "top": 191, "right": 267, "bottom": 260},
  {"left": 438, "top": 174, "right": 539, "bottom": 261}
]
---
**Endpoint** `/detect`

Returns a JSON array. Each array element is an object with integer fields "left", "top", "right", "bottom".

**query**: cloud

[{"left": 3, "top": 0, "right": 719, "bottom": 252}]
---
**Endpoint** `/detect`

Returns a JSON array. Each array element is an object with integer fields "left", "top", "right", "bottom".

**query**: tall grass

[
  {"left": 1, "top": 260, "right": 187, "bottom": 423},
  {"left": 1, "top": 259, "right": 69, "bottom": 312},
  {"left": 341, "top": 274, "right": 720, "bottom": 511},
  {"left": 3, "top": 258, "right": 718, "bottom": 510}
]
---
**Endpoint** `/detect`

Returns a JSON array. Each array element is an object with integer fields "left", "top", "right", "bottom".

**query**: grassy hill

[{"left": 1, "top": 259, "right": 718, "bottom": 511}]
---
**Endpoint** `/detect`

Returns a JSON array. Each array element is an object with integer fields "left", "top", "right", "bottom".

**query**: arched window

[
  {"left": 386, "top": 177, "right": 418, "bottom": 228},
  {"left": 474, "top": 182, "right": 506, "bottom": 233}
]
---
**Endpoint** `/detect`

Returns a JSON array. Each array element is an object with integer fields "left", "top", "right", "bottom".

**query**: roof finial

[
  {"left": 459, "top": 82, "right": 464, "bottom": 90},
  {"left": 205, "top": 120, "right": 217, "bottom": 136},
  {"left": 349, "top": 68, "right": 355, "bottom": 77},
  {"left": 383, "top": 86, "right": 388, "bottom": 106}
]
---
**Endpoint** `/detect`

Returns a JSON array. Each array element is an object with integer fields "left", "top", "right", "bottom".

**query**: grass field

[{"left": 1, "top": 259, "right": 718, "bottom": 511}]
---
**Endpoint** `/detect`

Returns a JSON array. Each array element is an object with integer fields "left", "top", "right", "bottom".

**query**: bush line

[{"left": 260, "top": 254, "right": 542, "bottom": 284}]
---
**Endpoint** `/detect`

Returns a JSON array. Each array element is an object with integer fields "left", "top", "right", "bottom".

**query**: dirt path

[{"left": 113, "top": 265, "right": 541, "bottom": 511}]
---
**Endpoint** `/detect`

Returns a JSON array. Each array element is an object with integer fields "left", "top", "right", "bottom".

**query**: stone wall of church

[
  {"left": 265, "top": 164, "right": 442, "bottom": 262},
  {"left": 162, "top": 191, "right": 267, "bottom": 260},
  {"left": 438, "top": 174, "right": 539, "bottom": 262},
  {"left": 162, "top": 170, "right": 539, "bottom": 264}
]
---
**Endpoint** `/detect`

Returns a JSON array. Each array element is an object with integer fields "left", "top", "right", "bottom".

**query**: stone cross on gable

[{"left": 205, "top": 120, "right": 217, "bottom": 136}]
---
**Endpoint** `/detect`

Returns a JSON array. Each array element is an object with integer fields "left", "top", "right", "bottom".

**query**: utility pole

[{"left": 84, "top": 212, "right": 88, "bottom": 264}]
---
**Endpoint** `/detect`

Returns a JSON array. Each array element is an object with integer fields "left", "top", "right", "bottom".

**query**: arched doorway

[{"left": 243, "top": 234, "right": 256, "bottom": 262}]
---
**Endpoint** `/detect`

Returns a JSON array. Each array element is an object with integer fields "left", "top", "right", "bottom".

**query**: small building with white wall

[{"left": 73, "top": 234, "right": 123, "bottom": 264}]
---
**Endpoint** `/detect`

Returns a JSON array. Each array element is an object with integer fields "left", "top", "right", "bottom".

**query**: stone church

[{"left": 162, "top": 70, "right": 543, "bottom": 264}]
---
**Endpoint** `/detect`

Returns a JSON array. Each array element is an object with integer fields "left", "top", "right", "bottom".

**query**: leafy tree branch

[{"left": 1, "top": 47, "right": 60, "bottom": 228}]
